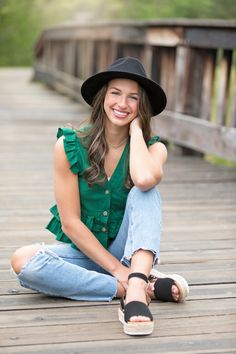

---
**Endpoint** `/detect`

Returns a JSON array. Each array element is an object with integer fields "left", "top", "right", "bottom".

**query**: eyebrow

[{"left": 109, "top": 86, "right": 139, "bottom": 96}]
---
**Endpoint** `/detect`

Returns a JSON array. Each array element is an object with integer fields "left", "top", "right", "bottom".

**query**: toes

[
  {"left": 129, "top": 316, "right": 151, "bottom": 323},
  {"left": 172, "top": 284, "right": 180, "bottom": 301}
]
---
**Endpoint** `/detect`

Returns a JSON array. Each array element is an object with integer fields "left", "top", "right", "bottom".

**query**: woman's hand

[
  {"left": 129, "top": 116, "right": 142, "bottom": 136},
  {"left": 112, "top": 262, "right": 130, "bottom": 285}
]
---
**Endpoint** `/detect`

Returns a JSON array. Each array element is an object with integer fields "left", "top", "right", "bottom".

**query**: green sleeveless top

[{"left": 46, "top": 127, "right": 160, "bottom": 249}]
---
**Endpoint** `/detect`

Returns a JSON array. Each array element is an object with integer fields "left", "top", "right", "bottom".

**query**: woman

[{"left": 11, "top": 57, "right": 189, "bottom": 336}]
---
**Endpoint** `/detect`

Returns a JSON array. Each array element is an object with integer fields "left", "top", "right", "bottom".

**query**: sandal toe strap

[
  {"left": 124, "top": 301, "right": 153, "bottom": 323},
  {"left": 154, "top": 277, "right": 176, "bottom": 302}
]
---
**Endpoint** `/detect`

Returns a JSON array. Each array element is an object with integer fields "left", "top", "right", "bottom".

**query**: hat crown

[{"left": 108, "top": 57, "right": 147, "bottom": 78}]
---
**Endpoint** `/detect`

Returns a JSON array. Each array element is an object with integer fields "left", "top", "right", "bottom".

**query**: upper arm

[
  {"left": 149, "top": 141, "right": 168, "bottom": 168},
  {"left": 53, "top": 136, "right": 81, "bottom": 226},
  {"left": 147, "top": 141, "right": 168, "bottom": 185}
]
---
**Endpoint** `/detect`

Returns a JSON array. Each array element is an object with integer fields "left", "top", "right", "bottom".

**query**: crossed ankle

[{"left": 128, "top": 277, "right": 148, "bottom": 288}]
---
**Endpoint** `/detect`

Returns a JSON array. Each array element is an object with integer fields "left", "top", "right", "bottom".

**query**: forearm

[
  {"left": 130, "top": 127, "right": 163, "bottom": 189},
  {"left": 62, "top": 218, "right": 123, "bottom": 276}
]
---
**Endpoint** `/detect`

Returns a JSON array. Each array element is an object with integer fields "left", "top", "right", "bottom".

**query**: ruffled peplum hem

[{"left": 46, "top": 204, "right": 72, "bottom": 244}]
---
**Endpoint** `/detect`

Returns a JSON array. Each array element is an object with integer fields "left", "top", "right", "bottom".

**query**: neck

[
  {"left": 107, "top": 136, "right": 128, "bottom": 149},
  {"left": 105, "top": 122, "right": 129, "bottom": 149}
]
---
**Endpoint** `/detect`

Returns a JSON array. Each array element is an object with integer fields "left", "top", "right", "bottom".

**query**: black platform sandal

[
  {"left": 149, "top": 269, "right": 189, "bottom": 302},
  {"left": 118, "top": 272, "right": 154, "bottom": 336}
]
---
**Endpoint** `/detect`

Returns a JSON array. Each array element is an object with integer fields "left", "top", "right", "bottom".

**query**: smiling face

[{"left": 103, "top": 78, "right": 139, "bottom": 127}]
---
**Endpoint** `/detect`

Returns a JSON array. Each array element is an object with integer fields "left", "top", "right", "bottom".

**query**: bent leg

[
  {"left": 11, "top": 243, "right": 117, "bottom": 301},
  {"left": 109, "top": 187, "right": 186, "bottom": 310},
  {"left": 109, "top": 186, "right": 162, "bottom": 266}
]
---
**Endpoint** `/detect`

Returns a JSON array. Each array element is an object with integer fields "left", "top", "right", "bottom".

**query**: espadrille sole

[{"left": 118, "top": 307, "right": 154, "bottom": 335}]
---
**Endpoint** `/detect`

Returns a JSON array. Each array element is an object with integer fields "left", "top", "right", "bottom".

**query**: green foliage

[
  {"left": 0, "top": 0, "right": 84, "bottom": 66},
  {"left": 0, "top": 0, "right": 36, "bottom": 65},
  {"left": 104, "top": 0, "right": 236, "bottom": 19},
  {"left": 0, "top": 0, "right": 236, "bottom": 66},
  {"left": 205, "top": 154, "right": 236, "bottom": 167}
]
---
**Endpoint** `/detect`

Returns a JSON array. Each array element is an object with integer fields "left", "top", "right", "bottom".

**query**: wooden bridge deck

[{"left": 0, "top": 68, "right": 236, "bottom": 353}]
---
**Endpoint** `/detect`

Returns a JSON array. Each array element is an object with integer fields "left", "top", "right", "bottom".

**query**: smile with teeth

[{"left": 113, "top": 109, "right": 129, "bottom": 118}]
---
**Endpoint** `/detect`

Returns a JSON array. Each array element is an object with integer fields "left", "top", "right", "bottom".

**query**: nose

[{"left": 117, "top": 94, "right": 128, "bottom": 108}]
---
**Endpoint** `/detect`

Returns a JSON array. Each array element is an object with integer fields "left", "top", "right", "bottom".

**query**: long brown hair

[{"left": 78, "top": 82, "right": 153, "bottom": 188}]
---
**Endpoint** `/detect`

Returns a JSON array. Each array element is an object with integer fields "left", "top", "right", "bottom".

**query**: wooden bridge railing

[{"left": 33, "top": 19, "right": 236, "bottom": 161}]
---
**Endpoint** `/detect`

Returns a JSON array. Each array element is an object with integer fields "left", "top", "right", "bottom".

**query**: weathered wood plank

[
  {"left": 1, "top": 333, "right": 236, "bottom": 354},
  {"left": 1, "top": 298, "right": 236, "bottom": 328},
  {"left": 229, "top": 59, "right": 236, "bottom": 128},
  {"left": 186, "top": 27, "right": 236, "bottom": 49},
  {"left": 1, "top": 314, "right": 235, "bottom": 347},
  {"left": 153, "top": 111, "right": 236, "bottom": 161},
  {"left": 200, "top": 50, "right": 216, "bottom": 120},
  {"left": 216, "top": 50, "right": 232, "bottom": 125},
  {"left": 160, "top": 250, "right": 236, "bottom": 265}
]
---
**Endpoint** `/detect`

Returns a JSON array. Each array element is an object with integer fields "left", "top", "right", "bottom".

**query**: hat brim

[{"left": 81, "top": 71, "right": 167, "bottom": 116}]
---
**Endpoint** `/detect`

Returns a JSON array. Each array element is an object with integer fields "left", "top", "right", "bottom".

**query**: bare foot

[
  {"left": 171, "top": 284, "right": 180, "bottom": 301},
  {"left": 148, "top": 282, "right": 180, "bottom": 301},
  {"left": 125, "top": 277, "right": 151, "bottom": 323}
]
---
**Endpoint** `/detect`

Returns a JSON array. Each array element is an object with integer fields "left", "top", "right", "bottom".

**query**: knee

[
  {"left": 129, "top": 186, "right": 161, "bottom": 202},
  {"left": 11, "top": 245, "right": 41, "bottom": 274}
]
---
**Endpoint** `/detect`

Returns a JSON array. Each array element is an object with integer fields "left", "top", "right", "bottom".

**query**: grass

[{"left": 205, "top": 154, "right": 236, "bottom": 168}]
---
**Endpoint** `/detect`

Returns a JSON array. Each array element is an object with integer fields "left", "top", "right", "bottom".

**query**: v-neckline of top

[{"left": 106, "top": 141, "right": 129, "bottom": 184}]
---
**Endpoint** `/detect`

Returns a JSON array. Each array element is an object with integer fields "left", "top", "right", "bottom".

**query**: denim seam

[{"left": 110, "top": 277, "right": 119, "bottom": 301}]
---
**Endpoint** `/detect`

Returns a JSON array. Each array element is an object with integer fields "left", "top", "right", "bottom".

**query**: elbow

[
  {"left": 133, "top": 170, "right": 164, "bottom": 191},
  {"left": 61, "top": 222, "right": 71, "bottom": 236},
  {"left": 61, "top": 218, "right": 78, "bottom": 236},
  {"left": 59, "top": 209, "right": 82, "bottom": 237},
  {"left": 156, "top": 168, "right": 164, "bottom": 185},
  {"left": 133, "top": 177, "right": 152, "bottom": 191},
  {"left": 132, "top": 175, "right": 160, "bottom": 191},
  {"left": 61, "top": 213, "right": 83, "bottom": 237}
]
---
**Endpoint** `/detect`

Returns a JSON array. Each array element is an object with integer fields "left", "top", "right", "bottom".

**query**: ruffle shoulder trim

[
  {"left": 57, "top": 127, "right": 81, "bottom": 174},
  {"left": 148, "top": 135, "right": 160, "bottom": 146}
]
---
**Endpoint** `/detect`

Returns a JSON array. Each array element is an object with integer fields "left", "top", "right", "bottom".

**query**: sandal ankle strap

[{"left": 128, "top": 272, "right": 148, "bottom": 283}]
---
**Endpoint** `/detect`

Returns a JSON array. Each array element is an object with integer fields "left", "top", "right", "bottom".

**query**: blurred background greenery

[{"left": 0, "top": 0, "right": 236, "bottom": 66}]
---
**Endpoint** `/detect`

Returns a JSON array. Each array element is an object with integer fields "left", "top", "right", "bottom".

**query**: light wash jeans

[{"left": 16, "top": 186, "right": 162, "bottom": 301}]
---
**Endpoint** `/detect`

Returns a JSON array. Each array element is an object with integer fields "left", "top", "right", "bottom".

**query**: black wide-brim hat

[{"left": 81, "top": 57, "right": 167, "bottom": 116}]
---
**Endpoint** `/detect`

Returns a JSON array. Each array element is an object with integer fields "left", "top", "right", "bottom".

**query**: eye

[
  {"left": 111, "top": 90, "right": 120, "bottom": 95},
  {"left": 130, "top": 95, "right": 138, "bottom": 101}
]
